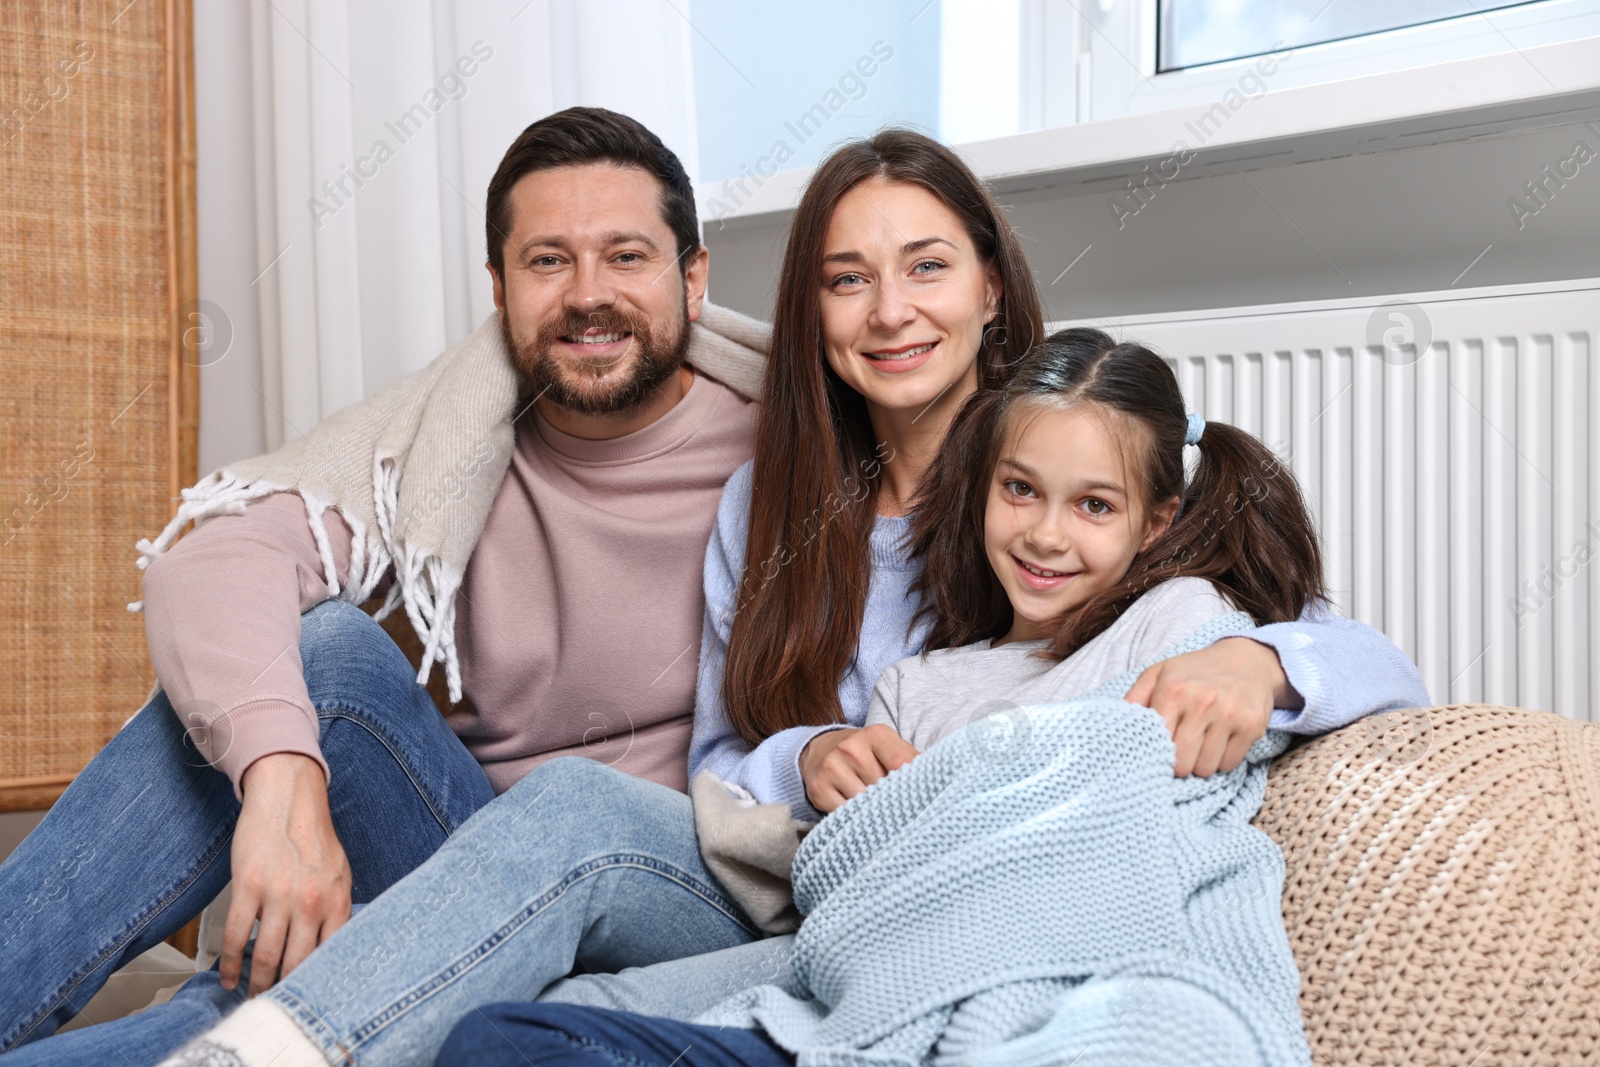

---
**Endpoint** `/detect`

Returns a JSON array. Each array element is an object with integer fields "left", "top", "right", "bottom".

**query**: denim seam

[
  {"left": 519, "top": 1025, "right": 659, "bottom": 1067},
  {"left": 337, "top": 852, "right": 760, "bottom": 1052},
  {"left": 3, "top": 823, "right": 233, "bottom": 1051},
  {"left": 315, "top": 706, "right": 456, "bottom": 836}
]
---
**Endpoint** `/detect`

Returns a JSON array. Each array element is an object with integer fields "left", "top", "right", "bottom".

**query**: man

[{"left": 0, "top": 106, "right": 764, "bottom": 1061}]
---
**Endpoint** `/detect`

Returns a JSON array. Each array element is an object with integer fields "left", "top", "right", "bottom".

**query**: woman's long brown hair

[
  {"left": 913, "top": 327, "right": 1328, "bottom": 658},
  {"left": 719, "top": 129, "right": 1045, "bottom": 746}
]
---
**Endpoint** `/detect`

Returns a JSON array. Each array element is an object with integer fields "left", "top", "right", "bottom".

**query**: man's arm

[
  {"left": 141, "top": 491, "right": 360, "bottom": 993},
  {"left": 225, "top": 752, "right": 351, "bottom": 994},
  {"left": 141, "top": 492, "right": 352, "bottom": 794}
]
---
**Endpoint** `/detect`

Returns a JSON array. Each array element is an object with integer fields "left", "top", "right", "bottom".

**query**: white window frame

[
  {"left": 1011, "top": 0, "right": 1600, "bottom": 137},
  {"left": 694, "top": 3, "right": 1600, "bottom": 225}
]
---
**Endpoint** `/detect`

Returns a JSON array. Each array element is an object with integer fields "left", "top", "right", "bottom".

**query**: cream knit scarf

[{"left": 131, "top": 303, "right": 769, "bottom": 702}]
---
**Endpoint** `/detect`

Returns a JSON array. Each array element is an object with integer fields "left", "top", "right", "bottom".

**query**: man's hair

[{"left": 484, "top": 106, "right": 699, "bottom": 280}]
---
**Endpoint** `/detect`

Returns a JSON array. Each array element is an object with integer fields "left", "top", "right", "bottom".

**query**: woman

[{"left": 157, "top": 131, "right": 1425, "bottom": 1067}]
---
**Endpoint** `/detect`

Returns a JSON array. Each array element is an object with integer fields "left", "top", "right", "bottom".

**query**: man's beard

[{"left": 501, "top": 303, "right": 691, "bottom": 417}]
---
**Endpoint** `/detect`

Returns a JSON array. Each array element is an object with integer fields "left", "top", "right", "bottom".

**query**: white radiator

[{"left": 1082, "top": 279, "right": 1600, "bottom": 721}]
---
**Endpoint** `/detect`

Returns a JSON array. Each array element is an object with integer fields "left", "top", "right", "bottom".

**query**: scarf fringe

[
  {"left": 393, "top": 546, "right": 465, "bottom": 703},
  {"left": 128, "top": 472, "right": 284, "bottom": 610},
  {"left": 129, "top": 469, "right": 461, "bottom": 703},
  {"left": 375, "top": 453, "right": 464, "bottom": 703}
]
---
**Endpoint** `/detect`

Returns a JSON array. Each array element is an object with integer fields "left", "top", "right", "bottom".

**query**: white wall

[{"left": 0, "top": 811, "right": 44, "bottom": 865}]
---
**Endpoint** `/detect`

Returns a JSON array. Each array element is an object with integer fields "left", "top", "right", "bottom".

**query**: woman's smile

[{"left": 859, "top": 339, "right": 939, "bottom": 372}]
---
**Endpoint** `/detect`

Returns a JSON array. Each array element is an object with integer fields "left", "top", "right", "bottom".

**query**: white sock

[{"left": 157, "top": 997, "right": 329, "bottom": 1067}]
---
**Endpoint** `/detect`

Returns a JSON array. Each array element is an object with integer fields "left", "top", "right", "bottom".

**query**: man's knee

[
  {"left": 297, "top": 599, "right": 422, "bottom": 712},
  {"left": 299, "top": 597, "right": 388, "bottom": 653}
]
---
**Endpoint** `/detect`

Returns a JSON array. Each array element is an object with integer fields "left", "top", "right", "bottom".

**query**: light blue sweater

[{"left": 688, "top": 460, "right": 1430, "bottom": 819}]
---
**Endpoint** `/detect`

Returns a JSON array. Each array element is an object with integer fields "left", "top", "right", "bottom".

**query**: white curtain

[{"left": 194, "top": 0, "right": 700, "bottom": 466}]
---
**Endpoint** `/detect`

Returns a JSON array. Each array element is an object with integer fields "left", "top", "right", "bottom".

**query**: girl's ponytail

[{"left": 1155, "top": 422, "right": 1325, "bottom": 620}]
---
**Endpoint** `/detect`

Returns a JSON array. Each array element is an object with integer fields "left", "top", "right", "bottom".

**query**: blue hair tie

[{"left": 1184, "top": 412, "right": 1206, "bottom": 446}]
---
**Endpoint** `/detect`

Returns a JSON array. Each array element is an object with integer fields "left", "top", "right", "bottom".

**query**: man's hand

[
  {"left": 800, "top": 726, "right": 919, "bottom": 814},
  {"left": 223, "top": 752, "right": 351, "bottom": 996},
  {"left": 1124, "top": 637, "right": 1300, "bottom": 778}
]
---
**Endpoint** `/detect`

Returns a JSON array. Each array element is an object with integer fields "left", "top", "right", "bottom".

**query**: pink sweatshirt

[{"left": 140, "top": 373, "right": 758, "bottom": 796}]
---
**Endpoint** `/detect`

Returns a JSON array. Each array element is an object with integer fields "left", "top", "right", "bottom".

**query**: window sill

[{"left": 696, "top": 36, "right": 1600, "bottom": 231}]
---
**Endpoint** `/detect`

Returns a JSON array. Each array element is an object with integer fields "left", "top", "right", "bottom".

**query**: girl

[
  {"left": 871, "top": 323, "right": 1328, "bottom": 755},
  {"left": 436, "top": 328, "right": 1321, "bottom": 1065},
  {"left": 156, "top": 132, "right": 1419, "bottom": 1067}
]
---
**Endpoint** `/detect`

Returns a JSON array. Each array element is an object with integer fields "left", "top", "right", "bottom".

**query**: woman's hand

[
  {"left": 1124, "top": 637, "right": 1299, "bottom": 778},
  {"left": 223, "top": 752, "right": 353, "bottom": 996},
  {"left": 800, "top": 726, "right": 919, "bottom": 814}
]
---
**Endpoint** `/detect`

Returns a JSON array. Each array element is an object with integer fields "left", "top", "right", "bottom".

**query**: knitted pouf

[{"left": 1254, "top": 704, "right": 1600, "bottom": 1066}]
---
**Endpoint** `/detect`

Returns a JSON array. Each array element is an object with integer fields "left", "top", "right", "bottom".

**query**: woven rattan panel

[{"left": 0, "top": 1, "right": 195, "bottom": 805}]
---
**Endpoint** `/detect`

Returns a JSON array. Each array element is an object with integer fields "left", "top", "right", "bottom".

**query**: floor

[{"left": 0, "top": 809, "right": 44, "bottom": 863}]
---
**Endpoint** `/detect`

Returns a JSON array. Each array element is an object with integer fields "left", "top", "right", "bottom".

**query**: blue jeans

[
  {"left": 257, "top": 756, "right": 769, "bottom": 1065},
  {"left": 438, "top": 1003, "right": 792, "bottom": 1067},
  {"left": 540, "top": 935, "right": 796, "bottom": 1016},
  {"left": 0, "top": 599, "right": 496, "bottom": 1064}
]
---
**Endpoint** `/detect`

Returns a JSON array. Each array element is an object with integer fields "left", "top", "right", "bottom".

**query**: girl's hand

[
  {"left": 1125, "top": 637, "right": 1295, "bottom": 777},
  {"left": 800, "top": 726, "right": 919, "bottom": 813}
]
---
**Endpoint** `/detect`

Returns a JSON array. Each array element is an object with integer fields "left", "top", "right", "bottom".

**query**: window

[
  {"left": 1158, "top": 0, "right": 1543, "bottom": 71},
  {"left": 1116, "top": 0, "right": 1597, "bottom": 124},
  {"left": 688, "top": 0, "right": 1600, "bottom": 192}
]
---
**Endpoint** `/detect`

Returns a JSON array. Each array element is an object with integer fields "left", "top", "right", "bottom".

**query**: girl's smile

[
  {"left": 1010, "top": 554, "right": 1079, "bottom": 592},
  {"left": 984, "top": 403, "right": 1173, "bottom": 644}
]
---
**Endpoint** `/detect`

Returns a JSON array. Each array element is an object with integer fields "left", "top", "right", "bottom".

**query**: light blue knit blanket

[{"left": 698, "top": 613, "right": 1312, "bottom": 1066}]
